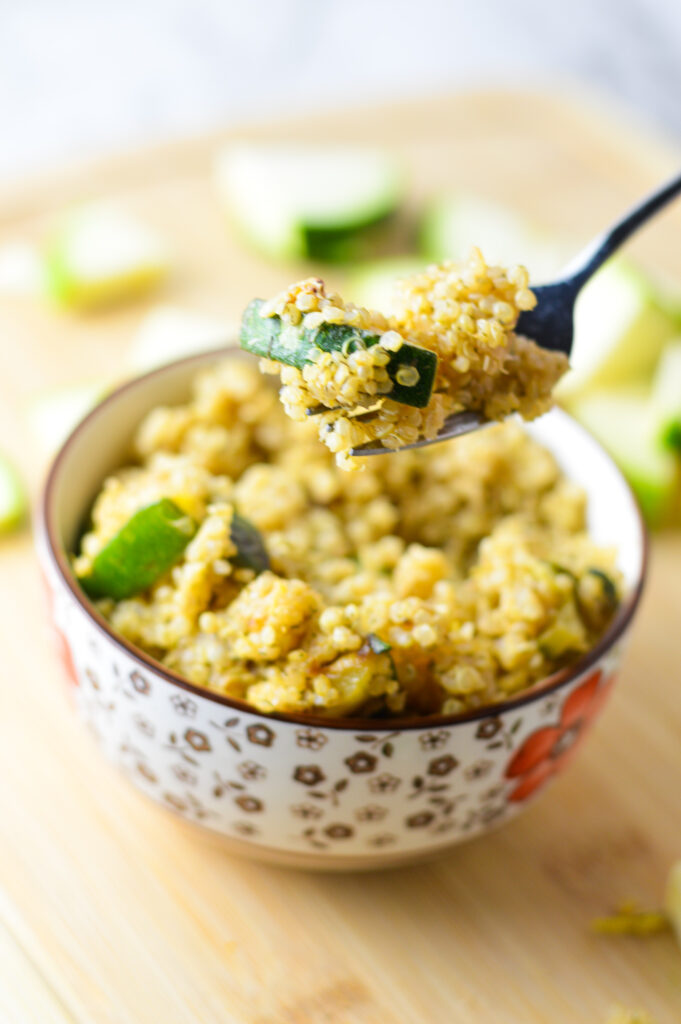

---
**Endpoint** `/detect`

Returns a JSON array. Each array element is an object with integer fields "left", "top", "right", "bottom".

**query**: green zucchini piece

[
  {"left": 652, "top": 341, "right": 681, "bottom": 451},
  {"left": 214, "top": 143, "right": 404, "bottom": 263},
  {"left": 420, "top": 194, "right": 565, "bottom": 283},
  {"left": 583, "top": 568, "right": 618, "bottom": 607},
  {"left": 241, "top": 299, "right": 437, "bottom": 409},
  {"left": 230, "top": 512, "right": 270, "bottom": 574},
  {"left": 45, "top": 203, "right": 168, "bottom": 310},
  {"left": 367, "top": 633, "right": 391, "bottom": 654},
  {"left": 576, "top": 568, "right": 619, "bottom": 630},
  {"left": 0, "top": 453, "right": 27, "bottom": 534},
  {"left": 569, "top": 388, "right": 678, "bottom": 527},
  {"left": 80, "top": 499, "right": 197, "bottom": 600},
  {"left": 558, "top": 261, "right": 678, "bottom": 400}
]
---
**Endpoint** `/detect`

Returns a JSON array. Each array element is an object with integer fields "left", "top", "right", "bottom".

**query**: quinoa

[
  {"left": 74, "top": 358, "right": 621, "bottom": 719},
  {"left": 255, "top": 251, "right": 569, "bottom": 468}
]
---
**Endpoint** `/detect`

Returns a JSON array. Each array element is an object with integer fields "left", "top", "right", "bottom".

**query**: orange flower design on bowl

[{"left": 505, "top": 669, "right": 615, "bottom": 803}]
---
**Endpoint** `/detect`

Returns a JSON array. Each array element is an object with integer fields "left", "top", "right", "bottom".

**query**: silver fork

[{"left": 352, "top": 168, "right": 681, "bottom": 456}]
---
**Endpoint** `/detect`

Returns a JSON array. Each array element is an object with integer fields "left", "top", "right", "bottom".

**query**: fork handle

[{"left": 562, "top": 167, "right": 681, "bottom": 293}]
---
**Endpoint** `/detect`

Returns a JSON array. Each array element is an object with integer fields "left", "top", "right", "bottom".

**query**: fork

[{"left": 352, "top": 168, "right": 681, "bottom": 456}]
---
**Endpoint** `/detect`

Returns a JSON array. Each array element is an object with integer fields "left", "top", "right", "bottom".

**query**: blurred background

[
  {"left": 2, "top": 0, "right": 681, "bottom": 183},
  {"left": 2, "top": 0, "right": 681, "bottom": 532}
]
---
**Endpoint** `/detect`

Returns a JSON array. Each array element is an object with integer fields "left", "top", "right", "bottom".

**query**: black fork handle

[{"left": 564, "top": 167, "right": 681, "bottom": 292}]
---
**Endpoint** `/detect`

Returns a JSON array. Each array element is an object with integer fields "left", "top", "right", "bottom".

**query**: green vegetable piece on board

[
  {"left": 0, "top": 453, "right": 27, "bottom": 534},
  {"left": 215, "top": 143, "right": 404, "bottom": 263},
  {"left": 80, "top": 499, "right": 197, "bottom": 600},
  {"left": 240, "top": 299, "right": 437, "bottom": 409},
  {"left": 652, "top": 341, "right": 681, "bottom": 451},
  {"left": 570, "top": 388, "right": 678, "bottom": 527}
]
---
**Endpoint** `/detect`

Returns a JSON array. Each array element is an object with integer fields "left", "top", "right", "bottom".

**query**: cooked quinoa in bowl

[
  {"left": 240, "top": 251, "right": 569, "bottom": 468},
  {"left": 72, "top": 356, "right": 622, "bottom": 719}
]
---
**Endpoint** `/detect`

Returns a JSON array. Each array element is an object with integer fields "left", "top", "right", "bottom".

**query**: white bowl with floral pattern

[{"left": 37, "top": 350, "right": 647, "bottom": 869}]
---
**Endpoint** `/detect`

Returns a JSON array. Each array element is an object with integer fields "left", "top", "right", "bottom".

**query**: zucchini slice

[
  {"left": 366, "top": 633, "right": 391, "bottom": 655},
  {"left": 558, "top": 261, "right": 678, "bottom": 400},
  {"left": 570, "top": 388, "right": 678, "bottom": 527},
  {"left": 79, "top": 499, "right": 197, "bottom": 600},
  {"left": 652, "top": 341, "right": 681, "bottom": 451},
  {"left": 46, "top": 203, "right": 168, "bottom": 310},
  {"left": 215, "top": 143, "right": 404, "bottom": 262},
  {"left": 0, "top": 454, "right": 27, "bottom": 534},
  {"left": 420, "top": 194, "right": 565, "bottom": 283},
  {"left": 241, "top": 299, "right": 437, "bottom": 409},
  {"left": 230, "top": 512, "right": 270, "bottom": 574}
]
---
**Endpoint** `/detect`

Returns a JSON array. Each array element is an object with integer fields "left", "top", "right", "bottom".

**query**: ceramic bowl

[{"left": 37, "top": 350, "right": 647, "bottom": 869}]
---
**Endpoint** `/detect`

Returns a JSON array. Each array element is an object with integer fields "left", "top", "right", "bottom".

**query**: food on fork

[{"left": 240, "top": 251, "right": 569, "bottom": 468}]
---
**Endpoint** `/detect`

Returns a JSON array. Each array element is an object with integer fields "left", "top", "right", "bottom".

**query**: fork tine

[
  {"left": 306, "top": 405, "right": 381, "bottom": 419},
  {"left": 351, "top": 411, "right": 488, "bottom": 456}
]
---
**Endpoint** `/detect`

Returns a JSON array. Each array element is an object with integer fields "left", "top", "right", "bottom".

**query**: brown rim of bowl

[{"left": 40, "top": 347, "right": 649, "bottom": 733}]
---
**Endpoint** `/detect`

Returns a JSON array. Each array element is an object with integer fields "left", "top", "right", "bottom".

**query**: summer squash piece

[
  {"left": 45, "top": 203, "right": 168, "bottom": 311},
  {"left": 230, "top": 512, "right": 270, "bottom": 573},
  {"left": 80, "top": 499, "right": 197, "bottom": 600},
  {"left": 0, "top": 453, "right": 27, "bottom": 534},
  {"left": 651, "top": 341, "right": 681, "bottom": 451},
  {"left": 367, "top": 633, "right": 391, "bottom": 654},
  {"left": 214, "top": 143, "right": 404, "bottom": 263},
  {"left": 570, "top": 388, "right": 678, "bottom": 527},
  {"left": 240, "top": 299, "right": 437, "bottom": 408}
]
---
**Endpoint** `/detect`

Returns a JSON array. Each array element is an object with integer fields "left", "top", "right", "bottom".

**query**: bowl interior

[
  {"left": 42, "top": 348, "right": 646, "bottom": 728},
  {"left": 45, "top": 348, "right": 645, "bottom": 592},
  {"left": 524, "top": 413, "right": 643, "bottom": 589}
]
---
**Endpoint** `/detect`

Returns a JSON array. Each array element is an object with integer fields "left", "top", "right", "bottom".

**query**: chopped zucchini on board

[
  {"left": 420, "top": 194, "right": 566, "bottom": 284},
  {"left": 570, "top": 389, "right": 678, "bottom": 526},
  {"left": 0, "top": 454, "right": 27, "bottom": 534},
  {"left": 128, "top": 305, "right": 235, "bottom": 373},
  {"left": 79, "top": 499, "right": 197, "bottom": 601},
  {"left": 558, "top": 261, "right": 679, "bottom": 399},
  {"left": 345, "top": 257, "right": 425, "bottom": 314},
  {"left": 26, "top": 381, "right": 109, "bottom": 458},
  {"left": 215, "top": 144, "right": 404, "bottom": 262},
  {"left": 651, "top": 341, "right": 681, "bottom": 451},
  {"left": 241, "top": 299, "right": 437, "bottom": 408},
  {"left": 45, "top": 203, "right": 168, "bottom": 310}
]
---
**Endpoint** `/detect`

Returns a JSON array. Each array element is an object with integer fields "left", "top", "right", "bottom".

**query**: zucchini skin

[
  {"left": 80, "top": 499, "right": 197, "bottom": 601},
  {"left": 80, "top": 502, "right": 270, "bottom": 602},
  {"left": 0, "top": 454, "right": 27, "bottom": 533},
  {"left": 240, "top": 299, "right": 437, "bottom": 408},
  {"left": 230, "top": 512, "right": 270, "bottom": 574}
]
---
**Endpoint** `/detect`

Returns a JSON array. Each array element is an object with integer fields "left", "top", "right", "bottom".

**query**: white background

[{"left": 1, "top": 0, "right": 681, "bottom": 183}]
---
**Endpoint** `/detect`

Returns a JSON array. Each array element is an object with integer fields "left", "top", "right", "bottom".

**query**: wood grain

[{"left": 1, "top": 91, "right": 681, "bottom": 1023}]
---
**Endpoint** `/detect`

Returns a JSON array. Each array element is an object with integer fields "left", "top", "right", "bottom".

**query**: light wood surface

[{"left": 2, "top": 91, "right": 681, "bottom": 1024}]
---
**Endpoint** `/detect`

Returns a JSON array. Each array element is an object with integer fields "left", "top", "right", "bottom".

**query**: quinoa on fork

[{"left": 241, "top": 250, "right": 569, "bottom": 468}]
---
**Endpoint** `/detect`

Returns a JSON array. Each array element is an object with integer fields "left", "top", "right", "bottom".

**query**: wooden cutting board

[{"left": 2, "top": 91, "right": 681, "bottom": 1024}]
